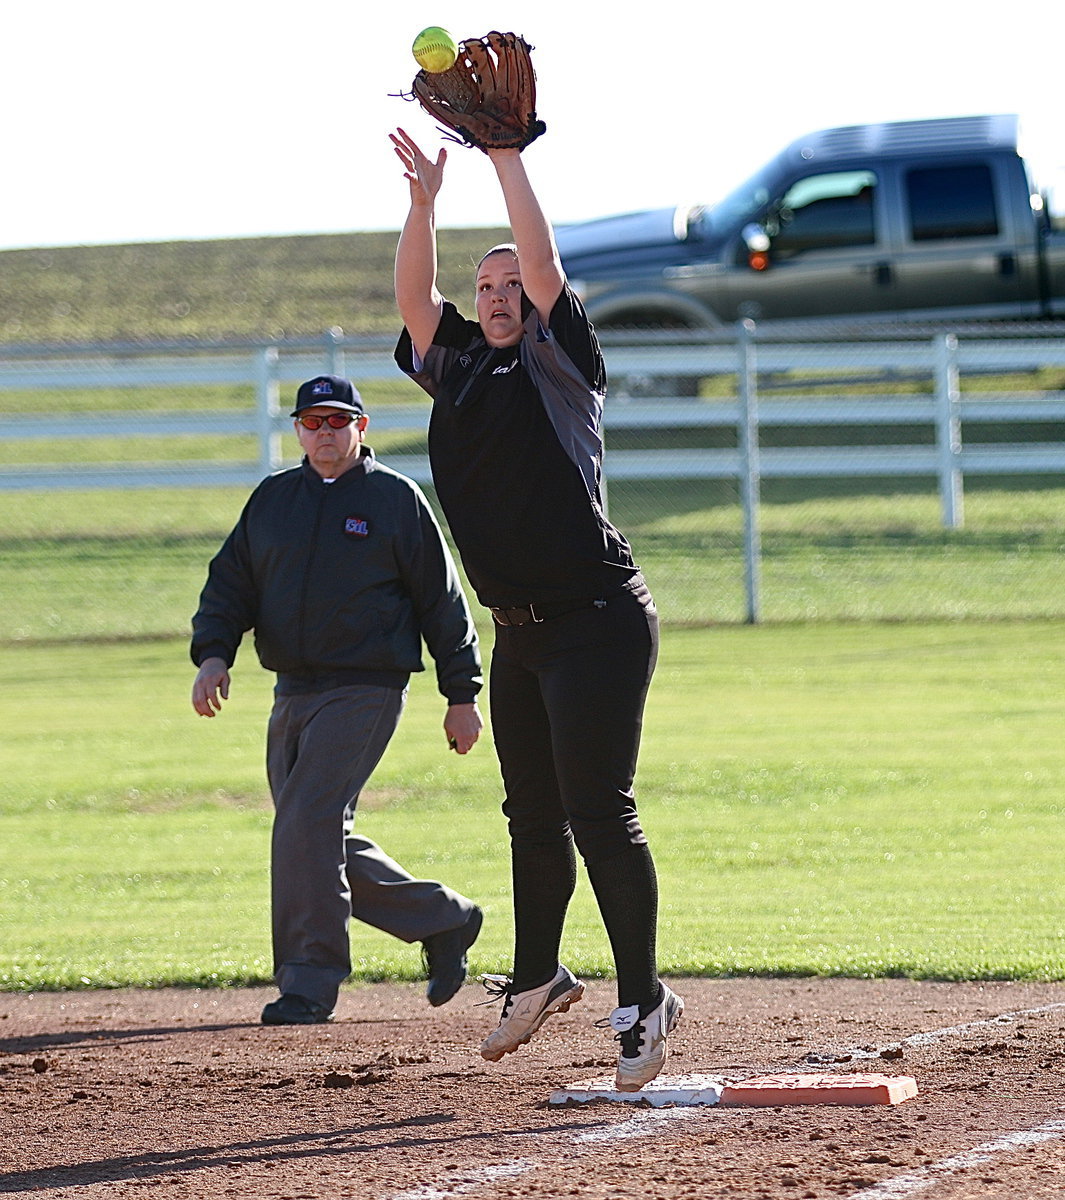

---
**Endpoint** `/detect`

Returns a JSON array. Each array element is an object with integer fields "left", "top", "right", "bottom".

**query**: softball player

[{"left": 391, "top": 129, "right": 682, "bottom": 1091}]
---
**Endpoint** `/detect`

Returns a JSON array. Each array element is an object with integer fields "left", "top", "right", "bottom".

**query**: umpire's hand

[
  {"left": 444, "top": 701, "right": 483, "bottom": 755},
  {"left": 192, "top": 657, "right": 231, "bottom": 717}
]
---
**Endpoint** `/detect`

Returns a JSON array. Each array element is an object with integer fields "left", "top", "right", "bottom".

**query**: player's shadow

[
  {"left": 0, "top": 1114, "right": 605, "bottom": 1193},
  {"left": 0, "top": 1021, "right": 253, "bottom": 1055}
]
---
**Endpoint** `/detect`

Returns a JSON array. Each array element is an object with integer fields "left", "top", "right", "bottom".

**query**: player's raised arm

[
  {"left": 391, "top": 128, "right": 447, "bottom": 360},
  {"left": 486, "top": 148, "right": 565, "bottom": 327},
  {"left": 398, "top": 31, "right": 558, "bottom": 333}
]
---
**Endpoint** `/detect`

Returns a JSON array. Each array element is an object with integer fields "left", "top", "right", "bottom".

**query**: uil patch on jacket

[{"left": 344, "top": 515, "right": 370, "bottom": 538}]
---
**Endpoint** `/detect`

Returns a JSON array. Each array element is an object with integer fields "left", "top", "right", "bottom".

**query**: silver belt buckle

[{"left": 492, "top": 605, "right": 541, "bottom": 626}]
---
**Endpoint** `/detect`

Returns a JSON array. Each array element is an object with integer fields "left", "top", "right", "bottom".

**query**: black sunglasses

[{"left": 296, "top": 412, "right": 359, "bottom": 430}]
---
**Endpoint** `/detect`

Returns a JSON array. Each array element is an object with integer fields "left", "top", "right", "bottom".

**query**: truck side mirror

[{"left": 742, "top": 223, "right": 771, "bottom": 271}]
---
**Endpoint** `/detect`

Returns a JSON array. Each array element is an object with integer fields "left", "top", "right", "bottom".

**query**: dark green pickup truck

[{"left": 555, "top": 114, "right": 1065, "bottom": 329}]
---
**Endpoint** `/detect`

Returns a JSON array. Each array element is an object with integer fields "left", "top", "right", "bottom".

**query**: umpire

[{"left": 190, "top": 375, "right": 484, "bottom": 1024}]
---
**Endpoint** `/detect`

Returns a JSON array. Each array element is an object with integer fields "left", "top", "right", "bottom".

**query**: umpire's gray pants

[{"left": 266, "top": 683, "right": 472, "bottom": 1010}]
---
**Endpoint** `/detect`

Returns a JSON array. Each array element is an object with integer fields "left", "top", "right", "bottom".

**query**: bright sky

[{"left": 6, "top": 1, "right": 1064, "bottom": 251}]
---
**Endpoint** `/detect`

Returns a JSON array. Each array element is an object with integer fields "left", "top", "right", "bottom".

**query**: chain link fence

[{"left": 2, "top": 326, "right": 1065, "bottom": 644}]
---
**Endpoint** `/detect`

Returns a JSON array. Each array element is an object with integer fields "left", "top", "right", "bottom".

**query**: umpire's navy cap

[{"left": 291, "top": 375, "right": 365, "bottom": 416}]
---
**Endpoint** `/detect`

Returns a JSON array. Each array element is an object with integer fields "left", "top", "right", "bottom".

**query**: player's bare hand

[
  {"left": 444, "top": 701, "right": 483, "bottom": 755},
  {"left": 391, "top": 127, "right": 446, "bottom": 205},
  {"left": 192, "top": 657, "right": 230, "bottom": 717}
]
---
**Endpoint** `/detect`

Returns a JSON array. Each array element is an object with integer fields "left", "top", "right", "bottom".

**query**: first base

[
  {"left": 549, "top": 1072, "right": 918, "bottom": 1107},
  {"left": 549, "top": 1073, "right": 724, "bottom": 1107},
  {"left": 720, "top": 1073, "right": 918, "bottom": 1106}
]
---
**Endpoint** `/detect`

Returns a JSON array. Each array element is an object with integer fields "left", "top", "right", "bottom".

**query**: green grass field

[
  {"left": 2, "top": 620, "right": 1063, "bottom": 991},
  {"left": 0, "top": 228, "right": 508, "bottom": 343},
  {"left": 3, "top": 227, "right": 1065, "bottom": 993},
  {"left": 4, "top": 472, "right": 1064, "bottom": 645}
]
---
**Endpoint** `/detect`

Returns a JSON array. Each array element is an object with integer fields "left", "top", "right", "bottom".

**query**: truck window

[
  {"left": 906, "top": 164, "right": 999, "bottom": 240},
  {"left": 768, "top": 171, "right": 877, "bottom": 258}
]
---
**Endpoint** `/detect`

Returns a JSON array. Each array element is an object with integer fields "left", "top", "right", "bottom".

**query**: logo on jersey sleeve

[{"left": 344, "top": 515, "right": 370, "bottom": 538}]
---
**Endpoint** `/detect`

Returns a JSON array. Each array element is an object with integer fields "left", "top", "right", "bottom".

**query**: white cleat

[
  {"left": 606, "top": 983, "right": 685, "bottom": 1092},
  {"left": 479, "top": 965, "right": 585, "bottom": 1062}
]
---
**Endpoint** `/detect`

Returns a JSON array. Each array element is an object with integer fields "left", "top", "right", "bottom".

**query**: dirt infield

[{"left": 3, "top": 978, "right": 1065, "bottom": 1199}]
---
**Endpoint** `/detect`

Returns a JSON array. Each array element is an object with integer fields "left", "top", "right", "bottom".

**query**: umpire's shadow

[{"left": 0, "top": 1020, "right": 258, "bottom": 1054}]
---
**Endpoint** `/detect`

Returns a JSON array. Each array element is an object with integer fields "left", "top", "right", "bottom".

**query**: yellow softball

[{"left": 412, "top": 26, "right": 458, "bottom": 74}]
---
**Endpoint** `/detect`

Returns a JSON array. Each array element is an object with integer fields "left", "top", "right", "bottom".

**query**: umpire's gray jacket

[{"left": 190, "top": 449, "right": 482, "bottom": 703}]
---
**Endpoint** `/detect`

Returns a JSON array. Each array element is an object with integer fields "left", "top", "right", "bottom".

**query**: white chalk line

[
  {"left": 837, "top": 1000, "right": 1065, "bottom": 1062},
  {"left": 386, "top": 1110, "right": 704, "bottom": 1200},
  {"left": 845, "top": 1117, "right": 1065, "bottom": 1199},
  {"left": 387, "top": 1159, "right": 536, "bottom": 1200},
  {"left": 570, "top": 1105, "right": 705, "bottom": 1142},
  {"left": 384, "top": 998, "right": 1065, "bottom": 1200}
]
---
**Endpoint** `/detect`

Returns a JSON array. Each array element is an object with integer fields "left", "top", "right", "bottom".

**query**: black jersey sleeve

[
  {"left": 395, "top": 303, "right": 483, "bottom": 397},
  {"left": 544, "top": 285, "right": 606, "bottom": 394},
  {"left": 519, "top": 284, "right": 609, "bottom": 501}
]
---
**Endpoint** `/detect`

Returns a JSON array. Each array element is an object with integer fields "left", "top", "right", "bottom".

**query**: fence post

[
  {"left": 255, "top": 346, "right": 281, "bottom": 477},
  {"left": 325, "top": 326, "right": 345, "bottom": 376},
  {"left": 934, "top": 332, "right": 964, "bottom": 529},
  {"left": 737, "top": 319, "right": 762, "bottom": 624}
]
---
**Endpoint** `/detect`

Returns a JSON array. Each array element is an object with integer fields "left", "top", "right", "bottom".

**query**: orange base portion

[{"left": 720, "top": 1072, "right": 918, "bottom": 1106}]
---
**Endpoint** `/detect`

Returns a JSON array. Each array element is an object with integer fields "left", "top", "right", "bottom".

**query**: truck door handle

[
  {"left": 998, "top": 253, "right": 1016, "bottom": 277},
  {"left": 874, "top": 262, "right": 892, "bottom": 286}
]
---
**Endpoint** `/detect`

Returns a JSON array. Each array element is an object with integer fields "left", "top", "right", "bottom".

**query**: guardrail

[
  {"left": 4, "top": 328, "right": 1065, "bottom": 489},
  {"left": 0, "top": 332, "right": 385, "bottom": 484},
  {"left": 3, "top": 324, "right": 1065, "bottom": 618}
]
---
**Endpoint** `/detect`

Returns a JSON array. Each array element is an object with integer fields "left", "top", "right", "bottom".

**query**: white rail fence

[{"left": 3, "top": 325, "right": 1064, "bottom": 620}]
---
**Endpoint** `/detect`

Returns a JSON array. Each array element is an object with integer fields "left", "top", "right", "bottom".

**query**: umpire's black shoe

[
  {"left": 260, "top": 993, "right": 334, "bottom": 1025},
  {"left": 422, "top": 905, "right": 484, "bottom": 1007}
]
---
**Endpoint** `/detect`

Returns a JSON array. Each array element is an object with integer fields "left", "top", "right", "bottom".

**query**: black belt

[{"left": 490, "top": 598, "right": 606, "bottom": 627}]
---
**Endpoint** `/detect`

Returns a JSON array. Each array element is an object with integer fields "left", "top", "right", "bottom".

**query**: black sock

[
  {"left": 509, "top": 837, "right": 577, "bottom": 993},
  {"left": 586, "top": 842, "right": 660, "bottom": 1008}
]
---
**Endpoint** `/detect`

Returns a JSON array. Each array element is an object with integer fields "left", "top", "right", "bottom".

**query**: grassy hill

[{"left": 0, "top": 227, "right": 508, "bottom": 345}]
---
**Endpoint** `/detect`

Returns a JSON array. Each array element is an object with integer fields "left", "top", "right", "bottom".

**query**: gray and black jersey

[{"left": 396, "top": 284, "right": 639, "bottom": 609}]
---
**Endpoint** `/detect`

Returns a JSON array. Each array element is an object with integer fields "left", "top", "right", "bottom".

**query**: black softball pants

[{"left": 489, "top": 578, "right": 662, "bottom": 1005}]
